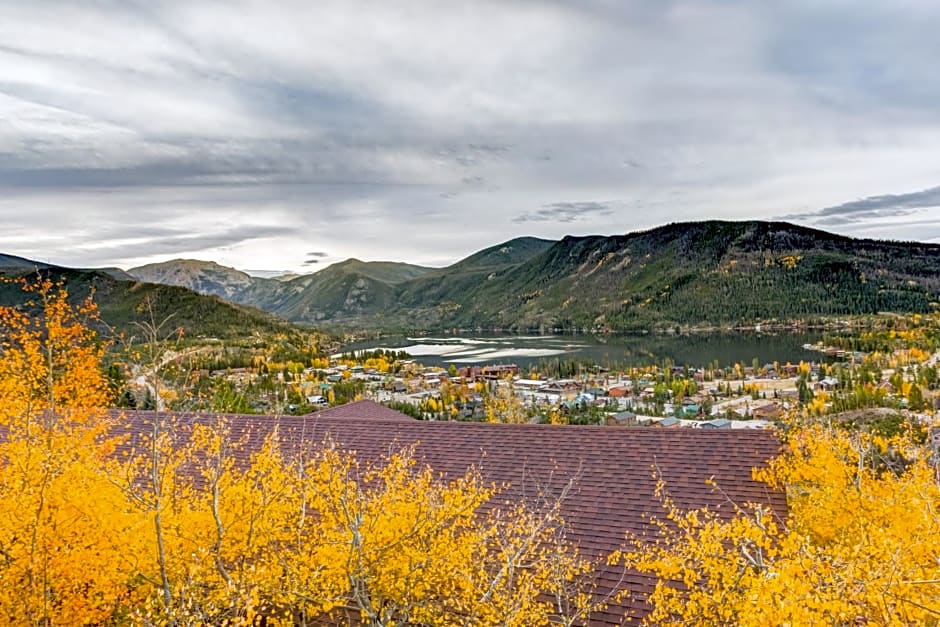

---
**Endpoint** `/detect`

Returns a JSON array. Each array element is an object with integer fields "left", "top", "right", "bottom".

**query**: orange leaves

[{"left": 0, "top": 279, "right": 140, "bottom": 624}]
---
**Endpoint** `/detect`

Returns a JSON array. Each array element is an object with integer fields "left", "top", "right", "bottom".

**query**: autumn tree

[
  {"left": 484, "top": 378, "right": 532, "bottom": 424},
  {"left": 112, "top": 427, "right": 619, "bottom": 626},
  {"left": 619, "top": 420, "right": 940, "bottom": 625},
  {"left": 0, "top": 280, "right": 619, "bottom": 626},
  {"left": 0, "top": 278, "right": 146, "bottom": 623}
]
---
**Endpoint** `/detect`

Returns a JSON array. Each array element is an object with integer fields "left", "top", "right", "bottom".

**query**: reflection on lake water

[{"left": 339, "top": 332, "right": 830, "bottom": 369}]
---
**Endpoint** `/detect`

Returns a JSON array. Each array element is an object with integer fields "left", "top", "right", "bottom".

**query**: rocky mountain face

[
  {"left": 409, "top": 221, "right": 940, "bottom": 332},
  {"left": 129, "top": 259, "right": 261, "bottom": 301}
]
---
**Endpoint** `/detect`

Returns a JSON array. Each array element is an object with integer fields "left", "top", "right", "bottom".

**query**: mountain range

[
  {"left": 5, "top": 221, "right": 939, "bottom": 334},
  {"left": 127, "top": 221, "right": 940, "bottom": 332}
]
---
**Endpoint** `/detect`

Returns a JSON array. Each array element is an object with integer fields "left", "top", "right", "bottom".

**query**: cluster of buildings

[{"left": 308, "top": 358, "right": 797, "bottom": 427}]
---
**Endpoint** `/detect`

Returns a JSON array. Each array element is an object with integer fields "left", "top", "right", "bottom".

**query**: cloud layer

[{"left": 2, "top": 0, "right": 940, "bottom": 271}]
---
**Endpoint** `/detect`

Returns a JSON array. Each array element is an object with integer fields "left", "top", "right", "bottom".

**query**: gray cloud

[
  {"left": 302, "top": 251, "right": 329, "bottom": 265},
  {"left": 1, "top": 1, "right": 940, "bottom": 270},
  {"left": 514, "top": 201, "right": 613, "bottom": 224},
  {"left": 782, "top": 185, "right": 940, "bottom": 225},
  {"left": 86, "top": 224, "right": 293, "bottom": 256}
]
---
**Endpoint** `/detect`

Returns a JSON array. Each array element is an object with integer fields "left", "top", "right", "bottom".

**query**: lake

[{"left": 339, "top": 332, "right": 830, "bottom": 369}]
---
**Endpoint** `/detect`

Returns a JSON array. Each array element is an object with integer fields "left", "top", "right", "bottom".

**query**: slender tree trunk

[{"left": 151, "top": 419, "right": 173, "bottom": 614}]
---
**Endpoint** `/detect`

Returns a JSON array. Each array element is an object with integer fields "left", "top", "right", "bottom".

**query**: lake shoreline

[
  {"left": 339, "top": 330, "right": 832, "bottom": 370},
  {"left": 340, "top": 317, "right": 881, "bottom": 343}
]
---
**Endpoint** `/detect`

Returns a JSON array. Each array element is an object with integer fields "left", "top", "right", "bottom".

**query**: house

[
  {"left": 751, "top": 403, "right": 785, "bottom": 421},
  {"left": 515, "top": 378, "right": 547, "bottom": 392},
  {"left": 113, "top": 401, "right": 785, "bottom": 624},
  {"left": 701, "top": 418, "right": 732, "bottom": 429},
  {"left": 607, "top": 386, "right": 631, "bottom": 398},
  {"left": 541, "top": 379, "right": 581, "bottom": 395},
  {"left": 655, "top": 416, "right": 681, "bottom": 428},
  {"left": 607, "top": 410, "right": 638, "bottom": 426},
  {"left": 457, "top": 366, "right": 484, "bottom": 381},
  {"left": 677, "top": 403, "right": 702, "bottom": 418},
  {"left": 481, "top": 364, "right": 519, "bottom": 380}
]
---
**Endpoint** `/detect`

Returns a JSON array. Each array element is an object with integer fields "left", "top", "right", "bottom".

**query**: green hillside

[
  {"left": 129, "top": 258, "right": 434, "bottom": 327},
  {"left": 0, "top": 266, "right": 300, "bottom": 340},
  {"left": 418, "top": 221, "right": 940, "bottom": 332}
]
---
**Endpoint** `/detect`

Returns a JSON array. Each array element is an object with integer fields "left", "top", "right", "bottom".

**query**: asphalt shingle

[{"left": 111, "top": 405, "right": 786, "bottom": 624}]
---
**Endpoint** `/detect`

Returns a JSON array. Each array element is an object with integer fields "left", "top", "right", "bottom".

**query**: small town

[{"left": 189, "top": 327, "right": 940, "bottom": 433}]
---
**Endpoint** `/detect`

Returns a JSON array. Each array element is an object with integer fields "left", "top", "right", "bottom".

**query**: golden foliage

[
  {"left": 619, "top": 422, "right": 940, "bottom": 626},
  {"left": 0, "top": 278, "right": 137, "bottom": 624},
  {"left": 485, "top": 380, "right": 531, "bottom": 424},
  {"left": 0, "top": 280, "right": 616, "bottom": 626}
]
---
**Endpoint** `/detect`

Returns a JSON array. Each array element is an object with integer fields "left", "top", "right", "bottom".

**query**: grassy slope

[{"left": 0, "top": 267, "right": 299, "bottom": 340}]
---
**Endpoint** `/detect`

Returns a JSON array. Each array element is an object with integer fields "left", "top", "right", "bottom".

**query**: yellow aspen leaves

[
  {"left": 0, "top": 278, "right": 139, "bottom": 624},
  {"left": 484, "top": 378, "right": 531, "bottom": 423},
  {"left": 620, "top": 422, "right": 940, "bottom": 626},
  {"left": 0, "top": 280, "right": 616, "bottom": 626}
]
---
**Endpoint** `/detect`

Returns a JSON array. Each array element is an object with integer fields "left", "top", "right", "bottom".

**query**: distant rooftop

[{"left": 305, "top": 399, "right": 414, "bottom": 421}]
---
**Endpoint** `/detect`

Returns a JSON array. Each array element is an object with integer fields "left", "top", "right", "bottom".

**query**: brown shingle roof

[
  {"left": 305, "top": 398, "right": 414, "bottom": 421},
  {"left": 111, "top": 406, "right": 786, "bottom": 624}
]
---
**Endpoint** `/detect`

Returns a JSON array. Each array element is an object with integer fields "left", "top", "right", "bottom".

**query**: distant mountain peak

[{"left": 129, "top": 258, "right": 257, "bottom": 301}]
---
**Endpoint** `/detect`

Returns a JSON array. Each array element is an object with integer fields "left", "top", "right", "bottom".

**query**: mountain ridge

[
  {"left": 10, "top": 221, "right": 940, "bottom": 332},
  {"left": 0, "top": 264, "right": 301, "bottom": 340}
]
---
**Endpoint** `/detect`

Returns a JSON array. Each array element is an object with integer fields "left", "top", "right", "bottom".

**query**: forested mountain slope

[{"left": 16, "top": 221, "right": 940, "bottom": 332}]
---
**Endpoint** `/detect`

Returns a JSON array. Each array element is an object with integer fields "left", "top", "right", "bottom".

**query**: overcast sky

[{"left": 2, "top": 0, "right": 940, "bottom": 274}]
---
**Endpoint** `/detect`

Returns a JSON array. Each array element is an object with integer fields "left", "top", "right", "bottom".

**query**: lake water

[{"left": 339, "top": 332, "right": 830, "bottom": 369}]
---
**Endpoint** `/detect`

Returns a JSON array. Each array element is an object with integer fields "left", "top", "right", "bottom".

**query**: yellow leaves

[
  {"left": 627, "top": 422, "right": 940, "bottom": 626},
  {"left": 0, "top": 279, "right": 614, "bottom": 625},
  {"left": 361, "top": 354, "right": 391, "bottom": 373},
  {"left": 485, "top": 382, "right": 530, "bottom": 424},
  {"left": 423, "top": 395, "right": 441, "bottom": 413},
  {"left": 805, "top": 390, "right": 829, "bottom": 416},
  {"left": 779, "top": 254, "right": 802, "bottom": 269},
  {"left": 898, "top": 380, "right": 914, "bottom": 398},
  {"left": 0, "top": 280, "right": 139, "bottom": 624},
  {"left": 548, "top": 408, "right": 568, "bottom": 425}
]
